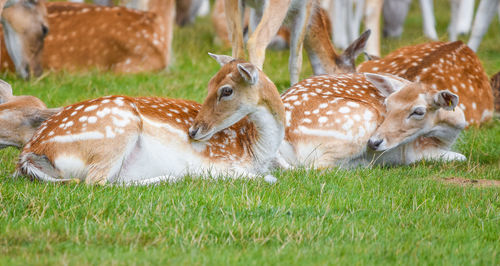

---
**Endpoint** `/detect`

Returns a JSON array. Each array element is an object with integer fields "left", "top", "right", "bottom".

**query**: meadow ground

[{"left": 1, "top": 0, "right": 499, "bottom": 264}]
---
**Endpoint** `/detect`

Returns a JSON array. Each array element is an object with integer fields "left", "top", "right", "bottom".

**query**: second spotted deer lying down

[
  {"left": 17, "top": 54, "right": 284, "bottom": 185},
  {"left": 279, "top": 73, "right": 467, "bottom": 168},
  {"left": 358, "top": 41, "right": 494, "bottom": 126},
  {"left": 1, "top": 0, "right": 174, "bottom": 74}
]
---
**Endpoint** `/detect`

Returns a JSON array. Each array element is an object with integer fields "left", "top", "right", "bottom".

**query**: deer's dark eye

[
  {"left": 218, "top": 86, "right": 233, "bottom": 100},
  {"left": 410, "top": 106, "right": 426, "bottom": 119}
]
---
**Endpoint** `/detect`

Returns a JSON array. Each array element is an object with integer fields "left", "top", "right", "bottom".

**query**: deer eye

[
  {"left": 409, "top": 106, "right": 426, "bottom": 119},
  {"left": 218, "top": 86, "right": 233, "bottom": 101}
]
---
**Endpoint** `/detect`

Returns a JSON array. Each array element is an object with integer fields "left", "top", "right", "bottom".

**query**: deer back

[{"left": 358, "top": 41, "right": 494, "bottom": 125}]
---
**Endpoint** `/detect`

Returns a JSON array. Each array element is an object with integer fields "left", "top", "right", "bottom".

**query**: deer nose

[
  {"left": 188, "top": 127, "right": 199, "bottom": 139},
  {"left": 368, "top": 139, "right": 383, "bottom": 150},
  {"left": 41, "top": 25, "right": 49, "bottom": 37}
]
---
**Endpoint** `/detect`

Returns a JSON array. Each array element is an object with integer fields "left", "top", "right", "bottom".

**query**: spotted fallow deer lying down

[
  {"left": 0, "top": 0, "right": 49, "bottom": 79},
  {"left": 279, "top": 72, "right": 467, "bottom": 168},
  {"left": 0, "top": 80, "right": 60, "bottom": 149},
  {"left": 1, "top": 0, "right": 174, "bottom": 74},
  {"left": 17, "top": 54, "right": 284, "bottom": 185},
  {"left": 225, "top": 0, "right": 365, "bottom": 85},
  {"left": 358, "top": 41, "right": 494, "bottom": 126}
]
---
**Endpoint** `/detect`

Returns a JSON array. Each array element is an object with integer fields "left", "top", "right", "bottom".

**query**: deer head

[
  {"left": 1, "top": 0, "right": 48, "bottom": 79},
  {"left": 0, "top": 80, "right": 60, "bottom": 149},
  {"left": 189, "top": 53, "right": 284, "bottom": 141},
  {"left": 365, "top": 73, "right": 465, "bottom": 152}
]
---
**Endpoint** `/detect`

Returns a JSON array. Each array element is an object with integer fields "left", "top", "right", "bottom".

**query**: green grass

[{"left": 1, "top": 0, "right": 500, "bottom": 264}]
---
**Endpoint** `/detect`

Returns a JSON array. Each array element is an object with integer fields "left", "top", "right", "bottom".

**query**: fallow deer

[
  {"left": 17, "top": 54, "right": 284, "bottom": 185},
  {"left": 358, "top": 41, "right": 494, "bottom": 126},
  {"left": 0, "top": 80, "right": 60, "bottom": 149},
  {"left": 278, "top": 72, "right": 466, "bottom": 168},
  {"left": 225, "top": 0, "right": 363, "bottom": 85},
  {"left": 0, "top": 0, "right": 48, "bottom": 79},
  {"left": 1, "top": 0, "right": 174, "bottom": 74}
]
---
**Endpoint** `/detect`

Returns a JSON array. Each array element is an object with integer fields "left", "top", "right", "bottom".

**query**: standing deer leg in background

[
  {"left": 468, "top": 0, "right": 499, "bottom": 51},
  {"left": 224, "top": 0, "right": 246, "bottom": 59},
  {"left": 455, "top": 0, "right": 475, "bottom": 36},
  {"left": 0, "top": 0, "right": 6, "bottom": 64},
  {"left": 246, "top": 0, "right": 291, "bottom": 69},
  {"left": 364, "top": 0, "right": 383, "bottom": 57},
  {"left": 331, "top": 0, "right": 350, "bottom": 49},
  {"left": 419, "top": 0, "right": 439, "bottom": 40},
  {"left": 382, "top": 0, "right": 411, "bottom": 38},
  {"left": 350, "top": 0, "right": 365, "bottom": 42},
  {"left": 93, "top": 0, "right": 113, "bottom": 6},
  {"left": 287, "top": 1, "right": 313, "bottom": 84},
  {"left": 448, "top": 0, "right": 475, "bottom": 41}
]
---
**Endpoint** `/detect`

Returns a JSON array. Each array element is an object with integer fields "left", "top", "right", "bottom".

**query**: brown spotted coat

[
  {"left": 1, "top": 1, "right": 175, "bottom": 73},
  {"left": 358, "top": 41, "right": 494, "bottom": 126}
]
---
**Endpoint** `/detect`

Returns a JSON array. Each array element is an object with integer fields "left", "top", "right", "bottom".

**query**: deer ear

[
  {"left": 237, "top": 63, "right": 259, "bottom": 85},
  {"left": 208, "top": 53, "right": 234, "bottom": 66},
  {"left": 27, "top": 108, "right": 61, "bottom": 128},
  {"left": 338, "top": 30, "right": 371, "bottom": 71},
  {"left": 364, "top": 73, "right": 410, "bottom": 97},
  {"left": 0, "top": 80, "right": 13, "bottom": 104},
  {"left": 433, "top": 90, "right": 459, "bottom": 111}
]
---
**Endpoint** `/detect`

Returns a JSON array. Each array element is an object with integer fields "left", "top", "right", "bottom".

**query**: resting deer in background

[
  {"left": 225, "top": 0, "right": 366, "bottom": 85},
  {"left": 0, "top": 0, "right": 48, "bottom": 79},
  {"left": 0, "top": 80, "right": 60, "bottom": 149},
  {"left": 17, "top": 54, "right": 284, "bottom": 185},
  {"left": 1, "top": 0, "right": 174, "bottom": 74},
  {"left": 279, "top": 72, "right": 466, "bottom": 168},
  {"left": 358, "top": 41, "right": 494, "bottom": 126}
]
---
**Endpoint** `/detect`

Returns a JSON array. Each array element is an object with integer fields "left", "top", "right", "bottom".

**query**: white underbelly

[{"left": 115, "top": 134, "right": 250, "bottom": 183}]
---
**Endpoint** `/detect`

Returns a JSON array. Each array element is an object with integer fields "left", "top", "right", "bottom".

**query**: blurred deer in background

[
  {"left": 468, "top": 0, "right": 500, "bottom": 51},
  {"left": 1, "top": 0, "right": 175, "bottom": 74},
  {"left": 321, "top": 0, "right": 383, "bottom": 57},
  {"left": 358, "top": 41, "right": 494, "bottom": 126},
  {"left": 225, "top": 0, "right": 371, "bottom": 85},
  {"left": 16, "top": 54, "right": 284, "bottom": 185},
  {"left": 0, "top": 0, "right": 49, "bottom": 79},
  {"left": 382, "top": 0, "right": 479, "bottom": 42}
]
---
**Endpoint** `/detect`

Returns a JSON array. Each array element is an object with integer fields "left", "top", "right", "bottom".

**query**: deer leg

[
  {"left": 332, "top": 0, "right": 350, "bottom": 49},
  {"left": 448, "top": 0, "right": 460, "bottom": 41},
  {"left": 409, "top": 147, "right": 466, "bottom": 163},
  {"left": 224, "top": 0, "right": 245, "bottom": 59},
  {"left": 364, "top": 0, "right": 383, "bottom": 57},
  {"left": 456, "top": 0, "right": 475, "bottom": 35},
  {"left": 468, "top": 0, "right": 499, "bottom": 51},
  {"left": 246, "top": 0, "right": 290, "bottom": 69},
  {"left": 382, "top": 0, "right": 411, "bottom": 38},
  {"left": 288, "top": 4, "right": 311, "bottom": 85},
  {"left": 419, "top": 0, "right": 439, "bottom": 40},
  {"left": 304, "top": 7, "right": 338, "bottom": 76}
]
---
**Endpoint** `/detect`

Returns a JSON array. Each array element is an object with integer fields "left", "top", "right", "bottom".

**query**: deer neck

[{"left": 245, "top": 88, "right": 285, "bottom": 168}]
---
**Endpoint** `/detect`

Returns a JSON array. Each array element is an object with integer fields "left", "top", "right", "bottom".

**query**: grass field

[{"left": 1, "top": 0, "right": 499, "bottom": 264}]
